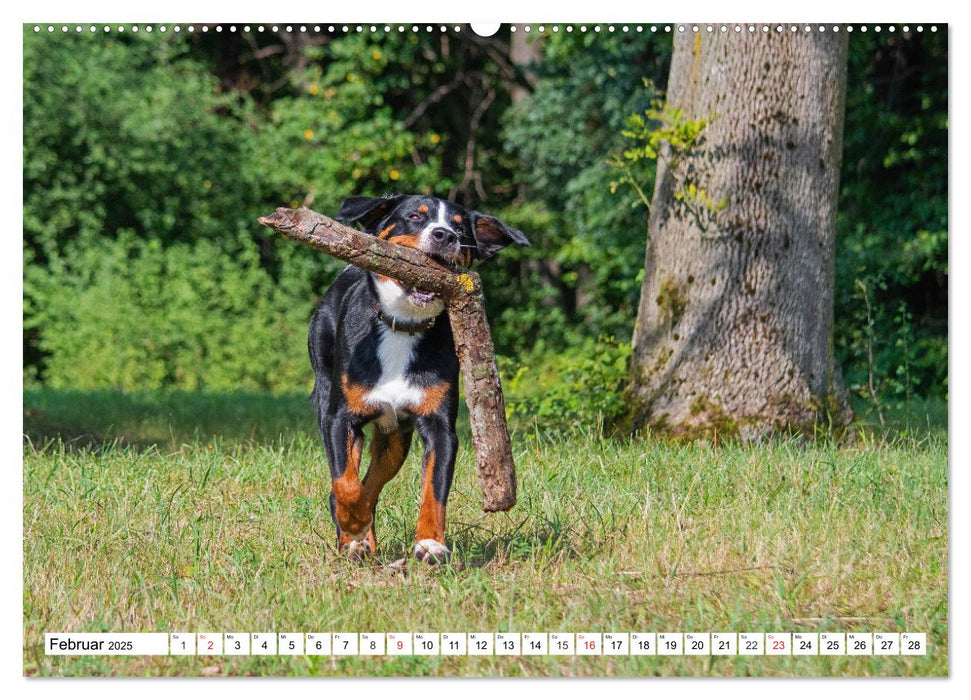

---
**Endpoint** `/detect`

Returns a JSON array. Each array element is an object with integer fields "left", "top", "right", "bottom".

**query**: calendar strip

[{"left": 43, "top": 632, "right": 928, "bottom": 657}]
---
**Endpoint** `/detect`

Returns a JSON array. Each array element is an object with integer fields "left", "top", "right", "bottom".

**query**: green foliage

[
  {"left": 615, "top": 98, "right": 709, "bottom": 164},
  {"left": 22, "top": 29, "right": 459, "bottom": 391},
  {"left": 834, "top": 32, "right": 948, "bottom": 400},
  {"left": 22, "top": 29, "right": 290, "bottom": 388},
  {"left": 23, "top": 31, "right": 261, "bottom": 258},
  {"left": 495, "top": 33, "right": 670, "bottom": 355},
  {"left": 26, "top": 234, "right": 312, "bottom": 392},
  {"left": 610, "top": 95, "right": 721, "bottom": 220},
  {"left": 22, "top": 27, "right": 947, "bottom": 412},
  {"left": 250, "top": 32, "right": 452, "bottom": 214},
  {"left": 842, "top": 278, "right": 934, "bottom": 416},
  {"left": 504, "top": 337, "right": 632, "bottom": 434}
]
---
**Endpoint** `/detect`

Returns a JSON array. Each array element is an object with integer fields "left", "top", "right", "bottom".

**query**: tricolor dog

[{"left": 309, "top": 194, "right": 528, "bottom": 564}]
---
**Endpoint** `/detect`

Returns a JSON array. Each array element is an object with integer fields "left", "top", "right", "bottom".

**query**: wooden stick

[{"left": 258, "top": 207, "right": 516, "bottom": 512}]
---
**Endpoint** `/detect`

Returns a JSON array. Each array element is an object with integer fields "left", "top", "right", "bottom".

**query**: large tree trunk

[{"left": 627, "top": 30, "right": 853, "bottom": 440}]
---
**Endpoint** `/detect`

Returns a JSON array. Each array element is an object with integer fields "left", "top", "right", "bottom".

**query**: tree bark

[
  {"left": 259, "top": 207, "right": 516, "bottom": 511},
  {"left": 627, "top": 30, "right": 853, "bottom": 440},
  {"left": 509, "top": 28, "right": 541, "bottom": 104}
]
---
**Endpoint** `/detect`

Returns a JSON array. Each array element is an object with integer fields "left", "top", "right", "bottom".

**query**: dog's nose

[{"left": 431, "top": 228, "right": 457, "bottom": 246}]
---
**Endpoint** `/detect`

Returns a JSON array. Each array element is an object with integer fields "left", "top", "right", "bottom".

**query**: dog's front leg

[
  {"left": 350, "top": 428, "right": 411, "bottom": 555},
  {"left": 326, "top": 415, "right": 373, "bottom": 560},
  {"left": 414, "top": 416, "right": 457, "bottom": 564}
]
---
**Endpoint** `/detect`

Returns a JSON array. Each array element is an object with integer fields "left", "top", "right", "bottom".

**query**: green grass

[{"left": 23, "top": 389, "right": 948, "bottom": 677}]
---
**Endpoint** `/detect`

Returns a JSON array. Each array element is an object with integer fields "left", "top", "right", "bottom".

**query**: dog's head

[{"left": 337, "top": 194, "right": 529, "bottom": 268}]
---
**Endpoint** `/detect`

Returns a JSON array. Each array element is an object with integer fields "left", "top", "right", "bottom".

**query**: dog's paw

[
  {"left": 338, "top": 530, "right": 373, "bottom": 562},
  {"left": 413, "top": 538, "right": 450, "bottom": 565}
]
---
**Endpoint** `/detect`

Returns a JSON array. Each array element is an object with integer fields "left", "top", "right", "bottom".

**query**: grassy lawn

[{"left": 22, "top": 389, "right": 948, "bottom": 677}]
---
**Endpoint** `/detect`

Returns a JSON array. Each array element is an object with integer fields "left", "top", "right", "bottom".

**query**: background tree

[
  {"left": 22, "top": 26, "right": 946, "bottom": 433},
  {"left": 625, "top": 30, "right": 853, "bottom": 439}
]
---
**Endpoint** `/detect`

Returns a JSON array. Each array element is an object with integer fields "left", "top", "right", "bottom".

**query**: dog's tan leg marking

[
  {"left": 332, "top": 432, "right": 373, "bottom": 560},
  {"left": 361, "top": 430, "right": 410, "bottom": 553}
]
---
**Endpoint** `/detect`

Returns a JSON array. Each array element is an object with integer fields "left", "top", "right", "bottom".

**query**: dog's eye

[{"left": 408, "top": 212, "right": 423, "bottom": 221}]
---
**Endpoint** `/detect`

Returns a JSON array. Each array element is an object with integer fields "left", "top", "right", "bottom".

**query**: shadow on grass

[
  {"left": 849, "top": 396, "right": 948, "bottom": 443},
  {"left": 24, "top": 387, "right": 946, "bottom": 453},
  {"left": 23, "top": 388, "right": 476, "bottom": 452},
  {"left": 23, "top": 388, "right": 319, "bottom": 450}
]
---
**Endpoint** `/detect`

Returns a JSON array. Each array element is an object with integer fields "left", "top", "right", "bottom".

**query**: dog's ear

[
  {"left": 336, "top": 196, "right": 404, "bottom": 231},
  {"left": 470, "top": 213, "right": 530, "bottom": 261}
]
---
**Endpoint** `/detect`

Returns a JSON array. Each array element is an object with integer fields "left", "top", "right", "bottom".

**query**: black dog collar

[{"left": 374, "top": 306, "right": 437, "bottom": 336}]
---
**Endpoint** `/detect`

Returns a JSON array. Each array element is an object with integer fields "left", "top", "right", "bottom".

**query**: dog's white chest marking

[{"left": 366, "top": 327, "right": 423, "bottom": 430}]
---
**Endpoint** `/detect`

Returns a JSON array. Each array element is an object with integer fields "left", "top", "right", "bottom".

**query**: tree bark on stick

[
  {"left": 258, "top": 206, "right": 516, "bottom": 512},
  {"left": 627, "top": 30, "right": 853, "bottom": 440}
]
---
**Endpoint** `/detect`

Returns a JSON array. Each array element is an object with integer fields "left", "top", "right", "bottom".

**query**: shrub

[
  {"left": 26, "top": 234, "right": 315, "bottom": 393},
  {"left": 504, "top": 338, "right": 632, "bottom": 434}
]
